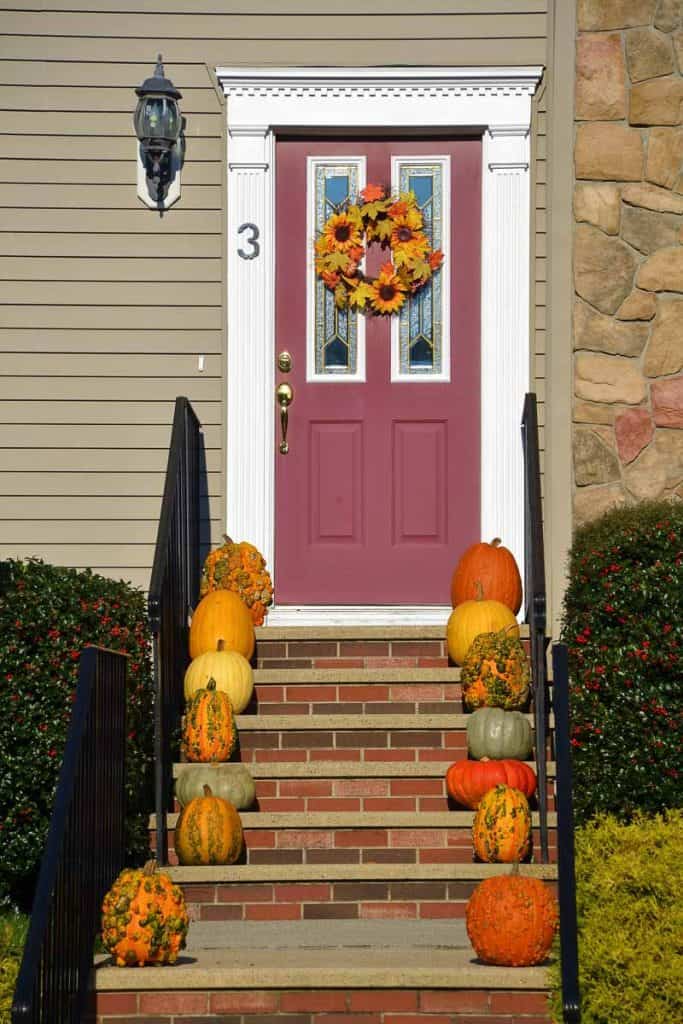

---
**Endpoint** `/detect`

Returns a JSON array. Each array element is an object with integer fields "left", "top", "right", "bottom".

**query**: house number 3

[{"left": 237, "top": 222, "right": 260, "bottom": 260}]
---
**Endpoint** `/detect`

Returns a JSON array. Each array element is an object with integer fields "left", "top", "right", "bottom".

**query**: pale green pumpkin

[
  {"left": 175, "top": 763, "right": 255, "bottom": 810},
  {"left": 467, "top": 707, "right": 533, "bottom": 761}
]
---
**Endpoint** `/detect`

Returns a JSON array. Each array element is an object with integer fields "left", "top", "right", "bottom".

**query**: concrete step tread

[
  {"left": 93, "top": 943, "right": 550, "bottom": 991},
  {"left": 254, "top": 667, "right": 462, "bottom": 683},
  {"left": 167, "top": 861, "right": 558, "bottom": 883},
  {"left": 173, "top": 760, "right": 557, "bottom": 778},
  {"left": 234, "top": 712, "right": 552, "bottom": 730},
  {"left": 155, "top": 809, "right": 557, "bottom": 829},
  {"left": 255, "top": 623, "right": 531, "bottom": 640}
]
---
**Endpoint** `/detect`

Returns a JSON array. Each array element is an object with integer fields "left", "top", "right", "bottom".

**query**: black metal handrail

[
  {"left": 552, "top": 643, "right": 581, "bottom": 1023},
  {"left": 148, "top": 396, "right": 202, "bottom": 864},
  {"left": 11, "top": 647, "right": 127, "bottom": 1024},
  {"left": 521, "top": 392, "right": 549, "bottom": 863}
]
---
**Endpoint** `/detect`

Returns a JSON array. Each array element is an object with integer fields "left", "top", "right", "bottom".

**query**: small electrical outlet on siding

[{"left": 198, "top": 355, "right": 205, "bottom": 372}]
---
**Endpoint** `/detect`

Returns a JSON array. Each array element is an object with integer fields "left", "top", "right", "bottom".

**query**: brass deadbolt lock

[{"left": 278, "top": 350, "right": 293, "bottom": 373}]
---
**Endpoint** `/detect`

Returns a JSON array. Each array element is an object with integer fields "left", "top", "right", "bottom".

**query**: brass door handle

[{"left": 276, "top": 382, "right": 293, "bottom": 454}]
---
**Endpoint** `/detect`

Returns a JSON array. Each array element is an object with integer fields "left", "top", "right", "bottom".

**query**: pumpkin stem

[
  {"left": 206, "top": 678, "right": 217, "bottom": 691},
  {"left": 217, "top": 639, "right": 225, "bottom": 653},
  {"left": 143, "top": 859, "right": 158, "bottom": 877},
  {"left": 490, "top": 538, "right": 502, "bottom": 548},
  {"left": 203, "top": 784, "right": 214, "bottom": 797},
  {"left": 222, "top": 534, "right": 234, "bottom": 545},
  {"left": 474, "top": 580, "right": 484, "bottom": 602},
  {"left": 510, "top": 861, "right": 521, "bottom": 877}
]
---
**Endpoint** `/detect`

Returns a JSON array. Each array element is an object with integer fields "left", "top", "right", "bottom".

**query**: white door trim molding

[{"left": 217, "top": 65, "right": 543, "bottom": 621}]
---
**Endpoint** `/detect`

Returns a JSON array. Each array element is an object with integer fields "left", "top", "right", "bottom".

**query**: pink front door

[{"left": 275, "top": 137, "right": 481, "bottom": 605}]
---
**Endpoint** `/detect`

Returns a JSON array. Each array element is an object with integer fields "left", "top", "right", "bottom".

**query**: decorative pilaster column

[
  {"left": 225, "top": 126, "right": 275, "bottom": 569},
  {"left": 480, "top": 125, "right": 531, "bottom": 575}
]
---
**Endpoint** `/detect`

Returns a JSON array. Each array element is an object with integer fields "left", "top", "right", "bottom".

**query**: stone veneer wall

[{"left": 573, "top": 0, "right": 683, "bottom": 524}]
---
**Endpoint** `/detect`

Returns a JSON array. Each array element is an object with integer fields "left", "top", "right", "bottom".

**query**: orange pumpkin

[
  {"left": 472, "top": 784, "right": 531, "bottom": 863},
  {"left": 189, "top": 589, "right": 255, "bottom": 661},
  {"left": 182, "top": 679, "right": 238, "bottom": 763},
  {"left": 175, "top": 784, "right": 244, "bottom": 866},
  {"left": 446, "top": 759, "right": 537, "bottom": 809},
  {"left": 466, "top": 865, "right": 558, "bottom": 966},
  {"left": 451, "top": 538, "right": 522, "bottom": 614},
  {"left": 446, "top": 585, "right": 519, "bottom": 666},
  {"left": 101, "top": 859, "right": 189, "bottom": 966}
]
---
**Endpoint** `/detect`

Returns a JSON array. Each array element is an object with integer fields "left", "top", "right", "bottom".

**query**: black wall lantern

[{"left": 134, "top": 55, "right": 184, "bottom": 209}]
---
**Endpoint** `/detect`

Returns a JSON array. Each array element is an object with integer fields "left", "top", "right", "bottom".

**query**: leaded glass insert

[
  {"left": 397, "top": 162, "right": 445, "bottom": 377},
  {"left": 314, "top": 163, "right": 361, "bottom": 375}
]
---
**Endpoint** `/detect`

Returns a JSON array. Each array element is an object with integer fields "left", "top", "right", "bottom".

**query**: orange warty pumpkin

[
  {"left": 460, "top": 628, "right": 530, "bottom": 711},
  {"left": 182, "top": 679, "right": 238, "bottom": 763},
  {"left": 466, "top": 865, "right": 559, "bottom": 966},
  {"left": 200, "top": 535, "right": 273, "bottom": 626},
  {"left": 175, "top": 784, "right": 244, "bottom": 866},
  {"left": 472, "top": 784, "right": 531, "bottom": 863},
  {"left": 451, "top": 538, "right": 522, "bottom": 614},
  {"left": 101, "top": 859, "right": 189, "bottom": 967},
  {"left": 446, "top": 759, "right": 537, "bottom": 809},
  {"left": 189, "top": 589, "right": 255, "bottom": 661}
]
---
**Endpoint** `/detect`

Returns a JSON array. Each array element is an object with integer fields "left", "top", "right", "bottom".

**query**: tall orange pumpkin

[
  {"left": 466, "top": 865, "right": 558, "bottom": 966},
  {"left": 472, "top": 784, "right": 531, "bottom": 863},
  {"left": 175, "top": 784, "right": 244, "bottom": 866},
  {"left": 451, "top": 538, "right": 522, "bottom": 614},
  {"left": 189, "top": 589, "right": 255, "bottom": 661},
  {"left": 182, "top": 679, "right": 238, "bottom": 763}
]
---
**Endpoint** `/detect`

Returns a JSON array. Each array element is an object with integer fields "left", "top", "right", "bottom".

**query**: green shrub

[
  {"left": 0, "top": 559, "right": 154, "bottom": 911},
  {"left": 549, "top": 811, "right": 683, "bottom": 1024},
  {"left": 0, "top": 912, "right": 29, "bottom": 1024},
  {"left": 560, "top": 500, "right": 682, "bottom": 823}
]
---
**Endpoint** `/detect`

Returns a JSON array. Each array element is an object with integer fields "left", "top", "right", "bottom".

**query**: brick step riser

[
  {"left": 172, "top": 781, "right": 557, "bottom": 814},
  {"left": 180, "top": 878, "right": 560, "bottom": 922},
  {"left": 250, "top": 688, "right": 463, "bottom": 714},
  {"left": 89, "top": 986, "right": 552, "bottom": 1023},
  {"left": 155, "top": 828, "right": 557, "bottom": 866},
  {"left": 256, "top": 638, "right": 451, "bottom": 669}
]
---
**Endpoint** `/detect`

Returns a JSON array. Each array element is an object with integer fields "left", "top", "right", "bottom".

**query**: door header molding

[{"left": 217, "top": 65, "right": 543, "bottom": 614}]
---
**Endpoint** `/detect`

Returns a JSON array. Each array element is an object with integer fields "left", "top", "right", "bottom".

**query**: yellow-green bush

[
  {"left": 0, "top": 913, "right": 28, "bottom": 1024},
  {"left": 550, "top": 811, "right": 683, "bottom": 1023}
]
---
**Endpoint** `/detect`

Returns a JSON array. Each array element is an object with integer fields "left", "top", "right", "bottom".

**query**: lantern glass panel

[{"left": 135, "top": 95, "right": 180, "bottom": 144}]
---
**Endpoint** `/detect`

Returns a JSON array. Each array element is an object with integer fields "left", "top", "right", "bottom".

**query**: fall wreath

[{"left": 315, "top": 183, "right": 444, "bottom": 316}]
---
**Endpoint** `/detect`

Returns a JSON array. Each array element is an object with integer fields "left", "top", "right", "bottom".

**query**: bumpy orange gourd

[
  {"left": 184, "top": 640, "right": 254, "bottom": 713},
  {"left": 446, "top": 759, "right": 537, "bottom": 809},
  {"left": 175, "top": 784, "right": 244, "bottom": 866},
  {"left": 189, "top": 589, "right": 255, "bottom": 661},
  {"left": 472, "top": 784, "right": 531, "bottom": 863},
  {"left": 446, "top": 584, "right": 519, "bottom": 666},
  {"left": 461, "top": 628, "right": 530, "bottom": 710},
  {"left": 101, "top": 860, "right": 189, "bottom": 967},
  {"left": 200, "top": 535, "right": 273, "bottom": 625},
  {"left": 451, "top": 537, "right": 522, "bottom": 614},
  {"left": 182, "top": 679, "right": 238, "bottom": 763},
  {"left": 466, "top": 865, "right": 558, "bottom": 966}
]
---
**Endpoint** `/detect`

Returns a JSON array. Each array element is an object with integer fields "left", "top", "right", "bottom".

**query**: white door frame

[{"left": 216, "top": 66, "right": 542, "bottom": 626}]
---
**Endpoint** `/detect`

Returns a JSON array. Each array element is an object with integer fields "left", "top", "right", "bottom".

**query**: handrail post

[
  {"left": 552, "top": 643, "right": 581, "bottom": 1024},
  {"left": 521, "top": 393, "right": 549, "bottom": 864}
]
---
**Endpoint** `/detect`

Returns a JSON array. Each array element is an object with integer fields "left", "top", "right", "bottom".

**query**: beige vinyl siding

[{"left": 0, "top": 0, "right": 549, "bottom": 591}]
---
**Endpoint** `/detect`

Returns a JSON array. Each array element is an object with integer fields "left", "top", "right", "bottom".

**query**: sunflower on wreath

[{"left": 315, "top": 183, "right": 444, "bottom": 316}]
